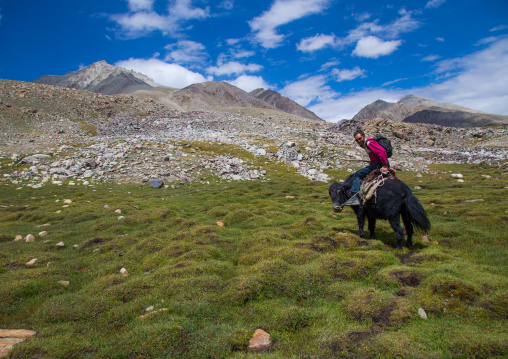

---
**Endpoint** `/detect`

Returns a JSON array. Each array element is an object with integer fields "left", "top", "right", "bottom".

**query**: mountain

[
  {"left": 33, "top": 62, "right": 323, "bottom": 121},
  {"left": 169, "top": 81, "right": 273, "bottom": 111},
  {"left": 250, "top": 88, "right": 322, "bottom": 121},
  {"left": 352, "top": 95, "right": 508, "bottom": 127},
  {"left": 33, "top": 60, "right": 160, "bottom": 95},
  {"left": 168, "top": 82, "right": 323, "bottom": 121}
]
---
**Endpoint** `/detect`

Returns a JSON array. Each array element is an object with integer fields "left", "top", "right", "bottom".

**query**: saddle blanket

[{"left": 360, "top": 169, "right": 398, "bottom": 204}]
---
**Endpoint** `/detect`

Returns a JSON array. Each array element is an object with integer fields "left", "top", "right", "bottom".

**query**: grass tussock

[{"left": 0, "top": 163, "right": 507, "bottom": 358}]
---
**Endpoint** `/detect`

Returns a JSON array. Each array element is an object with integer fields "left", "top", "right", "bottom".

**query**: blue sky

[{"left": 1, "top": 0, "right": 507, "bottom": 122}]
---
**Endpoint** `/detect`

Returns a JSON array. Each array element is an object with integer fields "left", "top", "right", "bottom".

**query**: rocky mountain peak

[
  {"left": 397, "top": 94, "right": 425, "bottom": 105},
  {"left": 33, "top": 60, "right": 160, "bottom": 95},
  {"left": 249, "top": 88, "right": 323, "bottom": 121}
]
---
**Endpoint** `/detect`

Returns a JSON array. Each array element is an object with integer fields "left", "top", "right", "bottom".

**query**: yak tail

[{"left": 403, "top": 186, "right": 431, "bottom": 233}]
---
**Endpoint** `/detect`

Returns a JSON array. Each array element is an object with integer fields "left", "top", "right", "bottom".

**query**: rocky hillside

[
  {"left": 353, "top": 95, "right": 508, "bottom": 127},
  {"left": 1, "top": 78, "right": 507, "bottom": 189},
  {"left": 33, "top": 60, "right": 160, "bottom": 95}
]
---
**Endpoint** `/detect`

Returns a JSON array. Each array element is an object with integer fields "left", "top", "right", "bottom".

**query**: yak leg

[
  {"left": 401, "top": 212, "right": 414, "bottom": 248},
  {"left": 368, "top": 216, "right": 376, "bottom": 239},
  {"left": 388, "top": 216, "right": 405, "bottom": 250},
  {"left": 356, "top": 206, "right": 365, "bottom": 238}
]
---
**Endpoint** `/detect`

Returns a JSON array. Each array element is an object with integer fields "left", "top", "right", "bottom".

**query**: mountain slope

[
  {"left": 169, "top": 82, "right": 323, "bottom": 121},
  {"left": 33, "top": 60, "right": 160, "bottom": 95},
  {"left": 352, "top": 95, "right": 508, "bottom": 127},
  {"left": 169, "top": 81, "right": 274, "bottom": 111},
  {"left": 250, "top": 88, "right": 322, "bottom": 121}
]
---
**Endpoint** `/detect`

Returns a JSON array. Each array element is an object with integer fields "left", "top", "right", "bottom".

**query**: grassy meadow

[{"left": 0, "top": 159, "right": 507, "bottom": 358}]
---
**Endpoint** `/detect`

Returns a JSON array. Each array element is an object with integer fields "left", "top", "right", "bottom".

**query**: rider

[{"left": 344, "top": 129, "right": 390, "bottom": 206}]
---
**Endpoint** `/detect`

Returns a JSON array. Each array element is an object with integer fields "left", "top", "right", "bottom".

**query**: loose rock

[
  {"left": 418, "top": 308, "right": 428, "bottom": 319},
  {"left": 248, "top": 329, "right": 272, "bottom": 352},
  {"left": 25, "top": 258, "right": 37, "bottom": 266},
  {"left": 149, "top": 179, "right": 164, "bottom": 188}
]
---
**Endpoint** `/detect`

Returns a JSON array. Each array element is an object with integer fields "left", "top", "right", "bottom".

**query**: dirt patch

[
  {"left": 395, "top": 250, "right": 417, "bottom": 264},
  {"left": 297, "top": 236, "right": 339, "bottom": 252},
  {"left": 2, "top": 262, "right": 21, "bottom": 269},
  {"left": 395, "top": 288, "right": 408, "bottom": 296},
  {"left": 325, "top": 329, "right": 380, "bottom": 357},
  {"left": 348, "top": 329, "right": 379, "bottom": 344},
  {"left": 391, "top": 270, "right": 422, "bottom": 287},
  {"left": 372, "top": 302, "right": 397, "bottom": 327},
  {"left": 81, "top": 236, "right": 109, "bottom": 248}
]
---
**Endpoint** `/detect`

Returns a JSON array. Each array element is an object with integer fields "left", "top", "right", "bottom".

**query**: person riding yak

[{"left": 344, "top": 129, "right": 389, "bottom": 206}]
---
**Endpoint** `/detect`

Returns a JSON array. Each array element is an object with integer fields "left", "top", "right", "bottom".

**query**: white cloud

[
  {"left": 164, "top": 40, "right": 208, "bottom": 65},
  {"left": 436, "top": 37, "right": 445, "bottom": 42},
  {"left": 170, "top": 0, "right": 209, "bottom": 21},
  {"left": 226, "top": 38, "right": 241, "bottom": 45},
  {"left": 127, "top": 0, "right": 154, "bottom": 12},
  {"left": 421, "top": 54, "right": 440, "bottom": 62},
  {"left": 228, "top": 75, "right": 272, "bottom": 92},
  {"left": 115, "top": 58, "right": 210, "bottom": 88},
  {"left": 476, "top": 36, "right": 501, "bottom": 45},
  {"left": 112, "top": 0, "right": 209, "bottom": 37},
  {"left": 218, "top": 0, "right": 234, "bottom": 10},
  {"left": 346, "top": 10, "right": 420, "bottom": 44},
  {"left": 232, "top": 50, "right": 256, "bottom": 59},
  {"left": 425, "top": 0, "right": 446, "bottom": 9},
  {"left": 490, "top": 25, "right": 508, "bottom": 32},
  {"left": 296, "top": 11, "right": 419, "bottom": 55},
  {"left": 281, "top": 75, "right": 337, "bottom": 107},
  {"left": 297, "top": 34, "right": 338, "bottom": 52},
  {"left": 353, "top": 36, "right": 401, "bottom": 58},
  {"left": 331, "top": 67, "right": 366, "bottom": 82},
  {"left": 352, "top": 12, "right": 372, "bottom": 22},
  {"left": 320, "top": 60, "right": 340, "bottom": 70},
  {"left": 418, "top": 37, "right": 508, "bottom": 114},
  {"left": 112, "top": 12, "right": 172, "bottom": 36},
  {"left": 248, "top": 0, "right": 330, "bottom": 49},
  {"left": 206, "top": 61, "right": 262, "bottom": 76}
]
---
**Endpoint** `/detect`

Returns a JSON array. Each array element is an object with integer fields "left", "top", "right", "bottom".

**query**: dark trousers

[{"left": 350, "top": 163, "right": 383, "bottom": 194}]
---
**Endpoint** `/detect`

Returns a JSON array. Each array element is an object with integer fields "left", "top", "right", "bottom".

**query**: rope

[{"left": 360, "top": 172, "right": 393, "bottom": 204}]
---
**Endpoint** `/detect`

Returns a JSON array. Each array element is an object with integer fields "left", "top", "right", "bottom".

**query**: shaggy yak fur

[{"left": 329, "top": 174, "right": 431, "bottom": 250}]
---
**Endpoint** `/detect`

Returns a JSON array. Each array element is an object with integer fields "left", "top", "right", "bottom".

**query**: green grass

[{"left": 0, "top": 163, "right": 507, "bottom": 358}]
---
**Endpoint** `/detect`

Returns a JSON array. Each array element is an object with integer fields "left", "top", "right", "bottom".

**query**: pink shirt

[{"left": 364, "top": 138, "right": 389, "bottom": 167}]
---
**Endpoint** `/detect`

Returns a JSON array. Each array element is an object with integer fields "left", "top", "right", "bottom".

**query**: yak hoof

[{"left": 357, "top": 230, "right": 364, "bottom": 238}]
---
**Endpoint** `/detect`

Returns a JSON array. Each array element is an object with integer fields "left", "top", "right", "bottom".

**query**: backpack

[{"left": 366, "top": 134, "right": 393, "bottom": 158}]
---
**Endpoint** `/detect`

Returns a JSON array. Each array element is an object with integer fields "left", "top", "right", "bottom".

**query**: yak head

[{"left": 328, "top": 182, "right": 348, "bottom": 213}]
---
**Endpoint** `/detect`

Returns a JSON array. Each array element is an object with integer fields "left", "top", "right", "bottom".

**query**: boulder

[{"left": 148, "top": 179, "right": 164, "bottom": 188}]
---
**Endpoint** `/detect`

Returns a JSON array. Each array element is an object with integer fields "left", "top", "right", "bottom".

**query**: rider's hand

[{"left": 381, "top": 166, "right": 389, "bottom": 173}]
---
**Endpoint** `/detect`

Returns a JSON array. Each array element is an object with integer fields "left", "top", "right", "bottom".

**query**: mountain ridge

[
  {"left": 352, "top": 95, "right": 508, "bottom": 127},
  {"left": 33, "top": 60, "right": 161, "bottom": 95},
  {"left": 32, "top": 61, "right": 324, "bottom": 121}
]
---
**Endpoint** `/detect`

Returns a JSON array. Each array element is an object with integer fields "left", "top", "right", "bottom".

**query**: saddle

[{"left": 360, "top": 169, "right": 398, "bottom": 204}]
